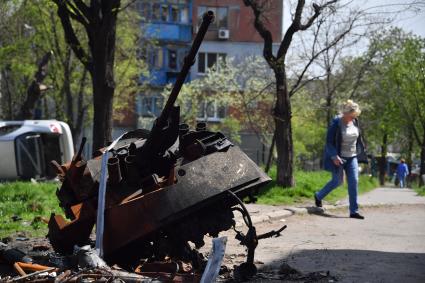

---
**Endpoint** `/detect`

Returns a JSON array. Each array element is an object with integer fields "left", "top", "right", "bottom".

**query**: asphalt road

[{"left": 212, "top": 197, "right": 425, "bottom": 282}]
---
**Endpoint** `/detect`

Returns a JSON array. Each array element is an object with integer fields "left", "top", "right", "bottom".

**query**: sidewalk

[
  {"left": 337, "top": 187, "right": 425, "bottom": 206},
  {"left": 236, "top": 187, "right": 425, "bottom": 226}
]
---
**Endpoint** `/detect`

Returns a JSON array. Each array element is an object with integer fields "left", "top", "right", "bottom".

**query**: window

[
  {"left": 197, "top": 6, "right": 228, "bottom": 29},
  {"left": 179, "top": 49, "right": 188, "bottom": 69},
  {"left": 138, "top": 1, "right": 190, "bottom": 23},
  {"left": 197, "top": 6, "right": 207, "bottom": 27},
  {"left": 139, "top": 96, "right": 164, "bottom": 117},
  {"left": 161, "top": 4, "right": 169, "bottom": 21},
  {"left": 198, "top": 52, "right": 206, "bottom": 73},
  {"left": 197, "top": 101, "right": 226, "bottom": 121},
  {"left": 216, "top": 7, "right": 228, "bottom": 28},
  {"left": 168, "top": 49, "right": 177, "bottom": 69},
  {"left": 152, "top": 48, "right": 163, "bottom": 68},
  {"left": 135, "top": 1, "right": 150, "bottom": 20},
  {"left": 180, "top": 6, "right": 189, "bottom": 23},
  {"left": 171, "top": 4, "right": 179, "bottom": 22},
  {"left": 198, "top": 52, "right": 226, "bottom": 74},
  {"left": 15, "top": 133, "right": 43, "bottom": 178},
  {"left": 152, "top": 3, "right": 161, "bottom": 20}
]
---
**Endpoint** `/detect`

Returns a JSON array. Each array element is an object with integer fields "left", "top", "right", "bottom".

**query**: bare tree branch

[
  {"left": 53, "top": 0, "right": 92, "bottom": 70},
  {"left": 243, "top": 0, "right": 276, "bottom": 64},
  {"left": 277, "top": 0, "right": 338, "bottom": 60},
  {"left": 73, "top": 0, "right": 91, "bottom": 19},
  {"left": 289, "top": 9, "right": 359, "bottom": 97},
  {"left": 118, "top": 0, "right": 138, "bottom": 12}
]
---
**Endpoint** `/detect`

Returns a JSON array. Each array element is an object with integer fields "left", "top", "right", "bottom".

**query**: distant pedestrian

[
  {"left": 314, "top": 100, "right": 368, "bottom": 219},
  {"left": 396, "top": 159, "right": 409, "bottom": 188}
]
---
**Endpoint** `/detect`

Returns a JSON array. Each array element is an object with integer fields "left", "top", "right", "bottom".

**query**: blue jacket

[
  {"left": 396, "top": 163, "right": 409, "bottom": 178},
  {"left": 323, "top": 116, "right": 367, "bottom": 171}
]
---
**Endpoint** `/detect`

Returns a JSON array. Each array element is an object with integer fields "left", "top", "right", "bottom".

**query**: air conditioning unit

[{"left": 218, "top": 29, "right": 229, "bottom": 39}]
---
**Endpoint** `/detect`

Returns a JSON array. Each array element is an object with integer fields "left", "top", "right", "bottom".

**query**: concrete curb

[{"left": 235, "top": 202, "right": 424, "bottom": 227}]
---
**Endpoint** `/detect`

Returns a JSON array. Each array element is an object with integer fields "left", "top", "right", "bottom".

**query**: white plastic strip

[
  {"left": 200, "top": 237, "right": 227, "bottom": 283},
  {"left": 95, "top": 134, "right": 126, "bottom": 257}
]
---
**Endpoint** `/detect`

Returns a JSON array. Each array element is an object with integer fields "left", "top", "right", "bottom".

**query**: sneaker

[
  {"left": 314, "top": 194, "right": 322, "bottom": 207},
  {"left": 350, "top": 213, "right": 365, "bottom": 219}
]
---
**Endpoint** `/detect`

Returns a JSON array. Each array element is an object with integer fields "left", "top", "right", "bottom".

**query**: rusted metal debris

[{"left": 8, "top": 11, "right": 288, "bottom": 282}]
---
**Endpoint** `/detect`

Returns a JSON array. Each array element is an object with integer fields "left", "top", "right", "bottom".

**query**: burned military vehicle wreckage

[{"left": 47, "top": 11, "right": 286, "bottom": 280}]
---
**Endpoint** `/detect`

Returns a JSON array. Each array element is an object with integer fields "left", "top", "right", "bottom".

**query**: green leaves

[
  {"left": 360, "top": 28, "right": 425, "bottom": 154},
  {"left": 161, "top": 55, "right": 275, "bottom": 140}
]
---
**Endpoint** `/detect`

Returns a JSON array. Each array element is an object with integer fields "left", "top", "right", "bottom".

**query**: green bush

[
  {"left": 0, "top": 182, "right": 60, "bottom": 238},
  {"left": 256, "top": 166, "right": 379, "bottom": 205}
]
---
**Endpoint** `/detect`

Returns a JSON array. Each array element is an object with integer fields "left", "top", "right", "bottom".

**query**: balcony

[
  {"left": 147, "top": 69, "right": 190, "bottom": 86},
  {"left": 144, "top": 23, "right": 192, "bottom": 43}
]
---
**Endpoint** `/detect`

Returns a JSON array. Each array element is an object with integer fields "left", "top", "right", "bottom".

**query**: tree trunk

[
  {"left": 88, "top": 8, "right": 118, "bottom": 153},
  {"left": 325, "top": 93, "right": 332, "bottom": 125},
  {"left": 407, "top": 128, "right": 414, "bottom": 186},
  {"left": 0, "top": 68, "right": 14, "bottom": 119},
  {"left": 265, "top": 132, "right": 276, "bottom": 173},
  {"left": 53, "top": 0, "right": 120, "bottom": 153},
  {"left": 378, "top": 133, "right": 388, "bottom": 186},
  {"left": 419, "top": 131, "right": 425, "bottom": 187},
  {"left": 63, "top": 51, "right": 74, "bottom": 131},
  {"left": 73, "top": 69, "right": 88, "bottom": 147},
  {"left": 325, "top": 67, "right": 332, "bottom": 124},
  {"left": 17, "top": 51, "right": 52, "bottom": 120},
  {"left": 274, "top": 69, "right": 294, "bottom": 187},
  {"left": 91, "top": 74, "right": 114, "bottom": 152}
]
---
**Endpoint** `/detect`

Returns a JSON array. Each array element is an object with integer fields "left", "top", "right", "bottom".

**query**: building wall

[
  {"left": 193, "top": 0, "right": 283, "bottom": 43},
  {"left": 191, "top": 41, "right": 264, "bottom": 79},
  {"left": 189, "top": 0, "right": 283, "bottom": 163},
  {"left": 191, "top": 0, "right": 283, "bottom": 80},
  {"left": 113, "top": 0, "right": 284, "bottom": 165},
  {"left": 131, "top": 0, "right": 194, "bottom": 128}
]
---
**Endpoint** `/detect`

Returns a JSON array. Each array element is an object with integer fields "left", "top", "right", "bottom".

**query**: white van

[{"left": 0, "top": 120, "right": 74, "bottom": 180}]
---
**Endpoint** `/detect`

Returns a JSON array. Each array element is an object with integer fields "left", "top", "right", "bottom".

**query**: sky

[
  {"left": 282, "top": 0, "right": 425, "bottom": 38},
  {"left": 362, "top": 0, "right": 425, "bottom": 37}
]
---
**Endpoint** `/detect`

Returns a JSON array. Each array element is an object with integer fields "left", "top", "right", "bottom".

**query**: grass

[
  {"left": 412, "top": 183, "right": 425, "bottom": 196},
  {"left": 0, "top": 181, "right": 60, "bottom": 238},
  {"left": 0, "top": 169, "right": 379, "bottom": 238},
  {"left": 256, "top": 166, "right": 379, "bottom": 205}
]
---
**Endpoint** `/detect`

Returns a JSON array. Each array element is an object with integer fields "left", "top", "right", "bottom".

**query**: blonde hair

[{"left": 341, "top": 99, "right": 361, "bottom": 117}]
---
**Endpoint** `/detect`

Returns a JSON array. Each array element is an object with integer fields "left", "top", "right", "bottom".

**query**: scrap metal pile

[{"left": 1, "top": 11, "right": 286, "bottom": 282}]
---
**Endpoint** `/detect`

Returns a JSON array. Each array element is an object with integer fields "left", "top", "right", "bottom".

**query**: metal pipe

[
  {"left": 125, "top": 155, "right": 139, "bottom": 186},
  {"left": 196, "top": 122, "right": 207, "bottom": 131},
  {"left": 116, "top": 148, "right": 129, "bottom": 179},
  {"left": 107, "top": 157, "right": 122, "bottom": 185}
]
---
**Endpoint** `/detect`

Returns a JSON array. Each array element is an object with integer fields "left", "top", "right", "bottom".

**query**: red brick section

[
  {"left": 193, "top": 0, "right": 283, "bottom": 43},
  {"left": 227, "top": 100, "right": 273, "bottom": 132}
]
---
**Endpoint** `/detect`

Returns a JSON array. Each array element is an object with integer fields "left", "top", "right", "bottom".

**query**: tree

[
  {"left": 51, "top": 0, "right": 122, "bottom": 152},
  {"left": 0, "top": 0, "right": 46, "bottom": 119},
  {"left": 161, "top": 56, "right": 275, "bottom": 145},
  {"left": 358, "top": 28, "right": 424, "bottom": 185},
  {"left": 387, "top": 37, "right": 425, "bottom": 185},
  {"left": 1, "top": 0, "right": 146, "bottom": 148},
  {"left": 46, "top": 1, "right": 146, "bottom": 145},
  {"left": 243, "top": 0, "right": 369, "bottom": 187},
  {"left": 17, "top": 51, "right": 53, "bottom": 120}
]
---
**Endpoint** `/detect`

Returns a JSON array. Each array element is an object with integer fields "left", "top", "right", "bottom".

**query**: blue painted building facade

[{"left": 135, "top": 0, "right": 193, "bottom": 119}]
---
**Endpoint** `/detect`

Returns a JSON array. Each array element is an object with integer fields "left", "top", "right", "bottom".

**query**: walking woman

[{"left": 314, "top": 100, "right": 367, "bottom": 219}]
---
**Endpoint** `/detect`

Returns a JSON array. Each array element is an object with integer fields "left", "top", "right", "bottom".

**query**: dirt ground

[
  {"left": 208, "top": 204, "right": 425, "bottom": 282},
  {"left": 2, "top": 203, "right": 424, "bottom": 282}
]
